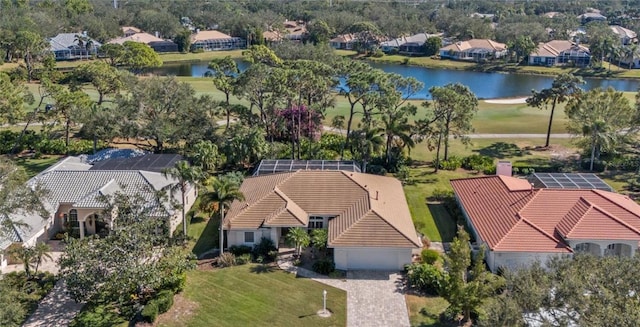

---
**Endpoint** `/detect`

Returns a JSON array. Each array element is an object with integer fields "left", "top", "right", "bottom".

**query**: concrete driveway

[{"left": 345, "top": 271, "right": 410, "bottom": 327}]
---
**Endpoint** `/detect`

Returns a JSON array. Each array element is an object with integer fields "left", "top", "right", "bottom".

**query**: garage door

[{"left": 335, "top": 248, "right": 410, "bottom": 270}]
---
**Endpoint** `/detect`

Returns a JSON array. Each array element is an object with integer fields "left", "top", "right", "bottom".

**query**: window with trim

[
  {"left": 308, "top": 216, "right": 324, "bottom": 229},
  {"left": 244, "top": 232, "right": 254, "bottom": 243}
]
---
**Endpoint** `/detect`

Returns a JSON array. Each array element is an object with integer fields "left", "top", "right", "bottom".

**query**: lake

[{"left": 151, "top": 61, "right": 640, "bottom": 99}]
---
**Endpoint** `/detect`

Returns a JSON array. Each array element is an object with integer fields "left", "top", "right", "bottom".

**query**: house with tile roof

[
  {"left": 122, "top": 26, "right": 142, "bottom": 37},
  {"left": 109, "top": 31, "right": 178, "bottom": 53},
  {"left": 224, "top": 170, "right": 421, "bottom": 270},
  {"left": 529, "top": 40, "right": 591, "bottom": 67},
  {"left": 330, "top": 34, "right": 358, "bottom": 50},
  {"left": 380, "top": 33, "right": 444, "bottom": 55},
  {"left": 0, "top": 152, "right": 194, "bottom": 267},
  {"left": 189, "top": 30, "right": 246, "bottom": 52},
  {"left": 451, "top": 175, "right": 640, "bottom": 272},
  {"left": 49, "top": 32, "right": 101, "bottom": 61},
  {"left": 610, "top": 25, "right": 638, "bottom": 45},
  {"left": 439, "top": 39, "right": 507, "bottom": 62}
]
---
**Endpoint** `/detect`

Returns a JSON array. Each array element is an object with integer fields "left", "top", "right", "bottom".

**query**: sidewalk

[{"left": 22, "top": 281, "right": 84, "bottom": 327}]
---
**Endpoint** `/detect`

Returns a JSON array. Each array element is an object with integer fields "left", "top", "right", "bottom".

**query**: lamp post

[{"left": 323, "top": 290, "right": 327, "bottom": 314}]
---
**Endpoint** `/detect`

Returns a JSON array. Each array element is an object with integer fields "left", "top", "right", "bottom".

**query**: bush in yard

[
  {"left": 216, "top": 252, "right": 236, "bottom": 267},
  {"left": 312, "top": 258, "right": 335, "bottom": 275},
  {"left": 406, "top": 263, "right": 444, "bottom": 296},
  {"left": 462, "top": 155, "right": 494, "bottom": 171},
  {"left": 70, "top": 304, "right": 127, "bottom": 327},
  {"left": 421, "top": 249, "right": 440, "bottom": 265},
  {"left": 155, "top": 290, "right": 174, "bottom": 314},
  {"left": 253, "top": 237, "right": 277, "bottom": 261},
  {"left": 438, "top": 156, "right": 462, "bottom": 170},
  {"left": 430, "top": 188, "right": 454, "bottom": 201},
  {"left": 228, "top": 245, "right": 252, "bottom": 256},
  {"left": 236, "top": 253, "right": 252, "bottom": 265},
  {"left": 141, "top": 301, "right": 159, "bottom": 323}
]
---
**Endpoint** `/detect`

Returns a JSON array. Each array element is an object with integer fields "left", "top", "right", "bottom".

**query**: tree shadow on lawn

[
  {"left": 426, "top": 202, "right": 456, "bottom": 243},
  {"left": 474, "top": 142, "right": 530, "bottom": 159},
  {"left": 191, "top": 216, "right": 219, "bottom": 258},
  {"left": 250, "top": 264, "right": 277, "bottom": 274}
]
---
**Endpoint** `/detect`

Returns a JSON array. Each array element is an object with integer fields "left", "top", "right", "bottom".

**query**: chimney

[
  {"left": 155, "top": 31, "right": 159, "bottom": 38},
  {"left": 375, "top": 191, "right": 379, "bottom": 200},
  {"left": 496, "top": 161, "right": 512, "bottom": 177}
]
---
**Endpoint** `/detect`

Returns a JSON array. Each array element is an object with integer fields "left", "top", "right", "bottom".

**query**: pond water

[{"left": 151, "top": 60, "right": 640, "bottom": 99}]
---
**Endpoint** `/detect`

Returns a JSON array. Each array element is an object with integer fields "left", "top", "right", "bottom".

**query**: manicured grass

[
  {"left": 159, "top": 50, "right": 244, "bottom": 63},
  {"left": 404, "top": 168, "right": 473, "bottom": 242},
  {"left": 179, "top": 265, "right": 347, "bottom": 327},
  {"left": 405, "top": 294, "right": 453, "bottom": 327},
  {"left": 12, "top": 155, "right": 62, "bottom": 177}
]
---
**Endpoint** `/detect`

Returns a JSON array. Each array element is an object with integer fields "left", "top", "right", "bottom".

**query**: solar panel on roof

[
  {"left": 253, "top": 159, "right": 361, "bottom": 176},
  {"left": 528, "top": 172, "right": 613, "bottom": 191}
]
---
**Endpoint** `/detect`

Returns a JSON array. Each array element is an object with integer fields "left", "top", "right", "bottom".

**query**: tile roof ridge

[
  {"left": 496, "top": 216, "right": 568, "bottom": 251},
  {"left": 273, "top": 186, "right": 307, "bottom": 225},
  {"left": 370, "top": 208, "right": 421, "bottom": 247},
  {"left": 592, "top": 189, "right": 640, "bottom": 219},
  {"left": 556, "top": 197, "right": 592, "bottom": 237},
  {"left": 233, "top": 172, "right": 297, "bottom": 217},
  {"left": 586, "top": 198, "right": 640, "bottom": 236}
]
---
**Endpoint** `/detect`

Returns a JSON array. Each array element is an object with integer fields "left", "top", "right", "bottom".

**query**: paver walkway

[
  {"left": 277, "top": 256, "right": 410, "bottom": 327},
  {"left": 22, "top": 280, "right": 84, "bottom": 327}
]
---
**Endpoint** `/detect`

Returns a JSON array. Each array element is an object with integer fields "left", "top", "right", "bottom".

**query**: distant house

[
  {"left": 610, "top": 25, "right": 638, "bottom": 45},
  {"left": 439, "top": 39, "right": 507, "bottom": 62},
  {"left": 470, "top": 12, "right": 495, "bottom": 19},
  {"left": 224, "top": 163, "right": 421, "bottom": 271},
  {"left": 542, "top": 12, "right": 564, "bottom": 18},
  {"left": 109, "top": 32, "right": 178, "bottom": 53},
  {"left": 529, "top": 40, "right": 591, "bottom": 67},
  {"left": 451, "top": 174, "right": 640, "bottom": 273},
  {"left": 263, "top": 20, "right": 308, "bottom": 43},
  {"left": 122, "top": 26, "right": 142, "bottom": 37},
  {"left": 330, "top": 34, "right": 358, "bottom": 50},
  {"left": 380, "top": 33, "right": 443, "bottom": 55},
  {"left": 190, "top": 30, "right": 246, "bottom": 52},
  {"left": 49, "top": 32, "right": 101, "bottom": 61},
  {"left": 578, "top": 12, "right": 607, "bottom": 24}
]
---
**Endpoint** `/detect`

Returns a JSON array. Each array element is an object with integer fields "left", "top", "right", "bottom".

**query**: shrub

[
  {"left": 161, "top": 271, "right": 187, "bottom": 293},
  {"left": 217, "top": 252, "right": 236, "bottom": 267},
  {"left": 406, "top": 263, "right": 444, "bottom": 295},
  {"left": 420, "top": 249, "right": 440, "bottom": 265},
  {"left": 236, "top": 253, "right": 252, "bottom": 265},
  {"left": 228, "top": 245, "right": 252, "bottom": 256},
  {"left": 155, "top": 290, "right": 174, "bottom": 314},
  {"left": 253, "top": 237, "right": 277, "bottom": 261},
  {"left": 430, "top": 188, "right": 454, "bottom": 201},
  {"left": 438, "top": 156, "right": 462, "bottom": 170},
  {"left": 70, "top": 304, "right": 126, "bottom": 327},
  {"left": 141, "top": 301, "right": 159, "bottom": 323},
  {"left": 462, "top": 154, "right": 494, "bottom": 172},
  {"left": 312, "top": 258, "right": 335, "bottom": 275},
  {"left": 372, "top": 49, "right": 384, "bottom": 58}
]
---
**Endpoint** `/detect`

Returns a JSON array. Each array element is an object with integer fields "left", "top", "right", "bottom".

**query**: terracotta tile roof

[
  {"left": 440, "top": 39, "right": 506, "bottom": 52},
  {"left": 531, "top": 40, "right": 590, "bottom": 57},
  {"left": 610, "top": 25, "right": 637, "bottom": 39},
  {"left": 190, "top": 30, "right": 234, "bottom": 42},
  {"left": 121, "top": 26, "right": 142, "bottom": 34},
  {"left": 330, "top": 34, "right": 357, "bottom": 43},
  {"left": 226, "top": 170, "right": 420, "bottom": 248},
  {"left": 451, "top": 176, "right": 640, "bottom": 253}
]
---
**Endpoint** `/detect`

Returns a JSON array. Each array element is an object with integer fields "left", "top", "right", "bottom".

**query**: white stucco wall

[
  {"left": 227, "top": 228, "right": 272, "bottom": 248},
  {"left": 333, "top": 247, "right": 412, "bottom": 271},
  {"left": 489, "top": 251, "right": 569, "bottom": 273}
]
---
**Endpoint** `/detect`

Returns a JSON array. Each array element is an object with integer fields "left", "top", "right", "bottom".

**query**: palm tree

[
  {"left": 352, "top": 126, "right": 384, "bottom": 173},
  {"left": 381, "top": 111, "right": 415, "bottom": 167},
  {"left": 200, "top": 176, "right": 244, "bottom": 255},
  {"left": 8, "top": 246, "right": 35, "bottom": 278},
  {"left": 286, "top": 227, "right": 310, "bottom": 257},
  {"left": 162, "top": 160, "right": 204, "bottom": 238},
  {"left": 583, "top": 120, "right": 617, "bottom": 171},
  {"left": 310, "top": 228, "right": 328, "bottom": 258},
  {"left": 32, "top": 242, "right": 52, "bottom": 274},
  {"left": 190, "top": 140, "right": 220, "bottom": 176}
]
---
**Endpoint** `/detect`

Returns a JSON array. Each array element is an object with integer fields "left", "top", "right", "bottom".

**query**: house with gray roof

[
  {"left": 0, "top": 152, "right": 194, "bottom": 267},
  {"left": 380, "top": 33, "right": 444, "bottom": 55},
  {"left": 49, "top": 32, "right": 102, "bottom": 61}
]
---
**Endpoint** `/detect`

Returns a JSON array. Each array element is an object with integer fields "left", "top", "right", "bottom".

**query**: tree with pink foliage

[{"left": 277, "top": 105, "right": 322, "bottom": 159}]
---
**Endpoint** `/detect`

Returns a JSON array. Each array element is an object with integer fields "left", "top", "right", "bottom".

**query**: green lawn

[
  {"left": 406, "top": 294, "right": 453, "bottom": 327},
  {"left": 174, "top": 265, "right": 346, "bottom": 327},
  {"left": 12, "top": 155, "right": 61, "bottom": 177}
]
